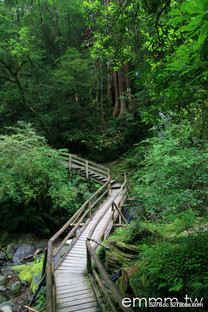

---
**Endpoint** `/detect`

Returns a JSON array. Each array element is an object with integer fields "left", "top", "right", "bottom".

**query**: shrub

[
  {"left": 0, "top": 122, "right": 99, "bottom": 233},
  {"left": 132, "top": 121, "right": 208, "bottom": 219},
  {"left": 130, "top": 233, "right": 208, "bottom": 310}
]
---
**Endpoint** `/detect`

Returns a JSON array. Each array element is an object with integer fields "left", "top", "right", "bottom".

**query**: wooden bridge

[{"left": 46, "top": 153, "right": 134, "bottom": 312}]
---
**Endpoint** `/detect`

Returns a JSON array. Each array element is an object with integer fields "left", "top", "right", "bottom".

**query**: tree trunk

[
  {"left": 113, "top": 71, "right": 120, "bottom": 117},
  {"left": 118, "top": 69, "right": 126, "bottom": 116},
  {"left": 124, "top": 62, "right": 132, "bottom": 112},
  {"left": 107, "top": 73, "right": 113, "bottom": 105}
]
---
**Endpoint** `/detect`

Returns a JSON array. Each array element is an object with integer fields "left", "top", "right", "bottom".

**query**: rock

[
  {"left": 12, "top": 245, "right": 36, "bottom": 264},
  {"left": 31, "top": 272, "right": 41, "bottom": 292},
  {"left": 0, "top": 252, "right": 7, "bottom": 261},
  {"left": 0, "top": 277, "right": 7, "bottom": 287},
  {"left": 9, "top": 281, "right": 22, "bottom": 295},
  {"left": 1, "top": 268, "right": 15, "bottom": 278},
  {"left": 0, "top": 301, "right": 13, "bottom": 312},
  {"left": 6, "top": 245, "right": 16, "bottom": 260},
  {"left": 122, "top": 265, "right": 138, "bottom": 292},
  {"left": 0, "top": 293, "right": 8, "bottom": 304},
  {"left": 105, "top": 239, "right": 140, "bottom": 273},
  {"left": 106, "top": 240, "right": 140, "bottom": 253},
  {"left": 21, "top": 281, "right": 29, "bottom": 287},
  {"left": 0, "top": 287, "right": 6, "bottom": 292}
]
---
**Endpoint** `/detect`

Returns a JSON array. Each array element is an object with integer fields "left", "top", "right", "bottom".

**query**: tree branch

[
  {"left": 155, "top": 0, "right": 171, "bottom": 28},
  {"left": 0, "top": 75, "right": 16, "bottom": 83}
]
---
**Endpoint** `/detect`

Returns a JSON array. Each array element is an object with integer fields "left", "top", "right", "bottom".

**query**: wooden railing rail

[
  {"left": 46, "top": 156, "right": 111, "bottom": 312},
  {"left": 86, "top": 174, "right": 133, "bottom": 312},
  {"left": 88, "top": 176, "right": 127, "bottom": 250},
  {"left": 59, "top": 152, "right": 110, "bottom": 181}
]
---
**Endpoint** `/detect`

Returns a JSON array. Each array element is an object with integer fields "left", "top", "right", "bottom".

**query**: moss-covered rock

[
  {"left": 0, "top": 276, "right": 8, "bottom": 286},
  {"left": 0, "top": 293, "right": 8, "bottom": 304},
  {"left": 9, "top": 281, "right": 22, "bottom": 295},
  {"left": 0, "top": 301, "right": 14, "bottom": 312},
  {"left": 12, "top": 258, "right": 43, "bottom": 292},
  {"left": 104, "top": 239, "right": 140, "bottom": 273},
  {"left": 6, "top": 245, "right": 16, "bottom": 260}
]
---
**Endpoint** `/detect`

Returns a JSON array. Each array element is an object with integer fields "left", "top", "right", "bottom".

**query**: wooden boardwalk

[
  {"left": 55, "top": 187, "right": 121, "bottom": 311},
  {"left": 46, "top": 153, "right": 133, "bottom": 312}
]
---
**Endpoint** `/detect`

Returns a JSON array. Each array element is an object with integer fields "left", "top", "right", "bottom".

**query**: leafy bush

[
  {"left": 132, "top": 121, "right": 208, "bottom": 219},
  {"left": 0, "top": 123, "right": 99, "bottom": 233},
  {"left": 130, "top": 233, "right": 208, "bottom": 310}
]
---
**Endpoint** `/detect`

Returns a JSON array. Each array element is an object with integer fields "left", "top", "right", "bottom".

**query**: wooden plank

[
  {"left": 68, "top": 247, "right": 87, "bottom": 252},
  {"left": 63, "top": 255, "right": 86, "bottom": 260},
  {"left": 59, "top": 266, "right": 86, "bottom": 270},
  {"left": 56, "top": 275, "right": 85, "bottom": 280},
  {"left": 57, "top": 301, "right": 98, "bottom": 312},
  {"left": 57, "top": 290, "right": 93, "bottom": 300},
  {"left": 57, "top": 307, "right": 97, "bottom": 312},
  {"left": 57, "top": 289, "right": 94, "bottom": 300},
  {"left": 56, "top": 266, "right": 85, "bottom": 270},
  {"left": 64, "top": 253, "right": 86, "bottom": 258},
  {"left": 57, "top": 296, "right": 96, "bottom": 308},
  {"left": 57, "top": 291, "right": 93, "bottom": 301},
  {"left": 56, "top": 275, "right": 87, "bottom": 281},
  {"left": 56, "top": 286, "right": 90, "bottom": 293},
  {"left": 56, "top": 284, "right": 90, "bottom": 291},
  {"left": 62, "top": 257, "right": 86, "bottom": 262},
  {"left": 57, "top": 292, "right": 94, "bottom": 302},
  {"left": 58, "top": 265, "right": 86, "bottom": 270},
  {"left": 61, "top": 261, "right": 86, "bottom": 266},
  {"left": 56, "top": 284, "right": 91, "bottom": 294},
  {"left": 56, "top": 280, "right": 89, "bottom": 287},
  {"left": 56, "top": 279, "right": 87, "bottom": 285},
  {"left": 56, "top": 267, "right": 86, "bottom": 272},
  {"left": 55, "top": 272, "right": 84, "bottom": 276},
  {"left": 60, "top": 258, "right": 86, "bottom": 263},
  {"left": 64, "top": 251, "right": 86, "bottom": 256}
]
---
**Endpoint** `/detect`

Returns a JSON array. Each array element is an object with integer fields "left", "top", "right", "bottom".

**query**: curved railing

[{"left": 86, "top": 174, "right": 133, "bottom": 312}]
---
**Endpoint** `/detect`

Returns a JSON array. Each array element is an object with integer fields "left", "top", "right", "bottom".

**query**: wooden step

[
  {"left": 111, "top": 183, "right": 121, "bottom": 189},
  {"left": 57, "top": 301, "right": 98, "bottom": 312}
]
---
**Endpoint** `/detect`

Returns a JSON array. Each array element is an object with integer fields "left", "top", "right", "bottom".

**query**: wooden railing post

[
  {"left": 87, "top": 247, "right": 92, "bottom": 273},
  {"left": 88, "top": 200, "right": 92, "bottom": 219},
  {"left": 86, "top": 160, "right": 89, "bottom": 179},
  {"left": 74, "top": 228, "right": 77, "bottom": 238},
  {"left": 46, "top": 241, "right": 54, "bottom": 312},
  {"left": 119, "top": 203, "right": 122, "bottom": 226},
  {"left": 107, "top": 168, "right": 111, "bottom": 195},
  {"left": 69, "top": 154, "right": 72, "bottom": 171}
]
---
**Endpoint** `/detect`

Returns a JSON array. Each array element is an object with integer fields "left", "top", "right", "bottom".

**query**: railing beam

[
  {"left": 86, "top": 241, "right": 134, "bottom": 312},
  {"left": 46, "top": 241, "right": 54, "bottom": 312},
  {"left": 86, "top": 160, "right": 89, "bottom": 179}
]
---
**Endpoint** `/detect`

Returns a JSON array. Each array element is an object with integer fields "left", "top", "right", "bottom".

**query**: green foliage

[
  {"left": 130, "top": 233, "right": 208, "bottom": 307},
  {"left": 33, "top": 290, "right": 46, "bottom": 312},
  {"left": 0, "top": 123, "right": 99, "bottom": 233},
  {"left": 131, "top": 121, "right": 208, "bottom": 219},
  {"left": 83, "top": 112, "right": 146, "bottom": 161}
]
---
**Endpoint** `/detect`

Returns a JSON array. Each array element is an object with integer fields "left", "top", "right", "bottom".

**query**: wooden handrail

[
  {"left": 59, "top": 152, "right": 110, "bottom": 180},
  {"left": 86, "top": 240, "right": 133, "bottom": 312},
  {"left": 85, "top": 175, "right": 133, "bottom": 312}
]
